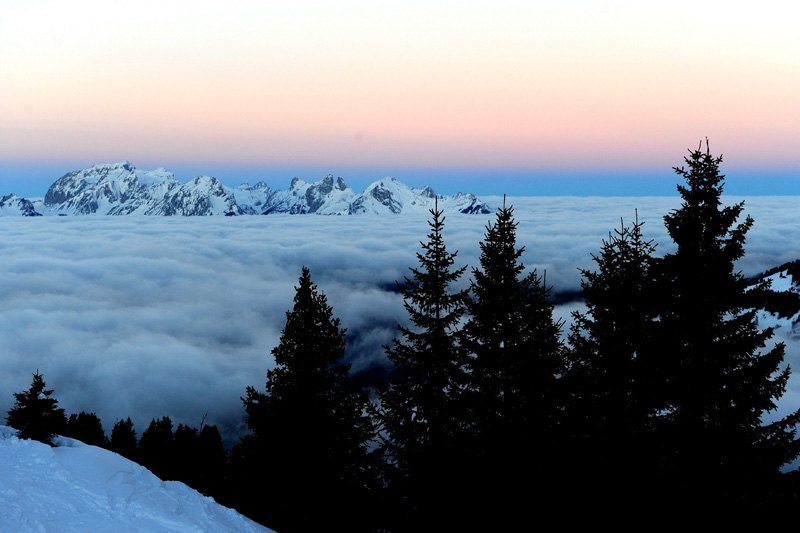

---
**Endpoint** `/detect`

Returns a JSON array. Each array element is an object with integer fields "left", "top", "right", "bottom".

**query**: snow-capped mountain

[
  {"left": 347, "top": 177, "right": 489, "bottom": 214},
  {"left": 8, "top": 161, "right": 491, "bottom": 216},
  {"left": 0, "top": 194, "right": 41, "bottom": 216},
  {"left": 0, "top": 426, "right": 273, "bottom": 532},
  {"left": 261, "top": 175, "right": 356, "bottom": 214}
]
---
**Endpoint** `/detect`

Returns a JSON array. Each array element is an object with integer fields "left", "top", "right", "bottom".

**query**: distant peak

[
  {"left": 89, "top": 161, "right": 134, "bottom": 172},
  {"left": 419, "top": 185, "right": 436, "bottom": 198}
]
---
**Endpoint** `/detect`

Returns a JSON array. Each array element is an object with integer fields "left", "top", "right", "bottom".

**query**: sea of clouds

[{"left": 1, "top": 195, "right": 799, "bottom": 446}]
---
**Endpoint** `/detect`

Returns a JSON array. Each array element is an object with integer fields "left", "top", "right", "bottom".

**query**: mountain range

[{"left": 0, "top": 161, "right": 491, "bottom": 217}]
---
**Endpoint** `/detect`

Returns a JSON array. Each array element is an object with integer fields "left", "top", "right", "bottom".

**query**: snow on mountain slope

[
  {"left": 263, "top": 175, "right": 356, "bottom": 214},
  {"left": 16, "top": 162, "right": 491, "bottom": 216},
  {"left": 232, "top": 181, "right": 276, "bottom": 214},
  {"left": 0, "top": 426, "right": 273, "bottom": 533},
  {"left": 144, "top": 175, "right": 245, "bottom": 216},
  {"left": 0, "top": 194, "right": 41, "bottom": 216},
  {"left": 748, "top": 263, "right": 800, "bottom": 337},
  {"left": 347, "top": 177, "right": 488, "bottom": 214},
  {"left": 40, "top": 161, "right": 181, "bottom": 215}
]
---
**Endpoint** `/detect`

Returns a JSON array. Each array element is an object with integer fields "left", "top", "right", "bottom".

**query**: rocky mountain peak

[{"left": 10, "top": 163, "right": 492, "bottom": 217}]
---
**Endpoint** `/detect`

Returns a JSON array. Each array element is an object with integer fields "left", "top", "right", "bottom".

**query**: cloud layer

[{"left": 1, "top": 195, "right": 798, "bottom": 445}]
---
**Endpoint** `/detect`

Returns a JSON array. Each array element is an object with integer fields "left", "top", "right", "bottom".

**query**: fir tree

[
  {"left": 109, "top": 417, "right": 138, "bottom": 460},
  {"left": 138, "top": 416, "right": 175, "bottom": 481},
  {"left": 234, "top": 267, "right": 378, "bottom": 533},
  {"left": 65, "top": 411, "right": 107, "bottom": 447},
  {"left": 656, "top": 140, "right": 800, "bottom": 508},
  {"left": 6, "top": 371, "right": 67, "bottom": 445},
  {"left": 461, "top": 199, "right": 567, "bottom": 519},
  {"left": 566, "top": 214, "right": 660, "bottom": 507},
  {"left": 196, "top": 424, "right": 227, "bottom": 498},
  {"left": 465, "top": 198, "right": 566, "bottom": 437},
  {"left": 173, "top": 424, "right": 201, "bottom": 488},
  {"left": 379, "top": 201, "right": 469, "bottom": 529}
]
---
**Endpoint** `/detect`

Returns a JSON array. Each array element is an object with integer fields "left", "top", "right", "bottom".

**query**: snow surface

[
  {"left": 0, "top": 426, "right": 274, "bottom": 533},
  {"left": 764, "top": 272, "right": 799, "bottom": 294},
  {"left": 19, "top": 162, "right": 489, "bottom": 216},
  {"left": 751, "top": 270, "right": 800, "bottom": 336}
]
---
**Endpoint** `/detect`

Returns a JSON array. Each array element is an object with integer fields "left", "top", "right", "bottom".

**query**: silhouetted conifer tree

[
  {"left": 173, "top": 423, "right": 201, "bottom": 488},
  {"left": 655, "top": 140, "right": 800, "bottom": 509},
  {"left": 196, "top": 424, "right": 227, "bottom": 497},
  {"left": 462, "top": 199, "right": 566, "bottom": 521},
  {"left": 138, "top": 416, "right": 175, "bottom": 481},
  {"left": 6, "top": 371, "right": 67, "bottom": 445},
  {"left": 234, "top": 267, "right": 378, "bottom": 532},
  {"left": 566, "top": 214, "right": 660, "bottom": 508},
  {"left": 110, "top": 417, "right": 138, "bottom": 460},
  {"left": 65, "top": 411, "right": 107, "bottom": 447},
  {"left": 379, "top": 202, "right": 470, "bottom": 530}
]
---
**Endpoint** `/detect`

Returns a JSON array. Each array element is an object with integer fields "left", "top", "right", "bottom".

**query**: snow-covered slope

[
  {"left": 263, "top": 175, "right": 356, "bottom": 214},
  {"left": 17, "top": 162, "right": 491, "bottom": 216},
  {"left": 347, "top": 177, "right": 488, "bottom": 214},
  {"left": 40, "top": 161, "right": 182, "bottom": 215},
  {"left": 0, "top": 426, "right": 273, "bottom": 533},
  {"left": 0, "top": 194, "right": 41, "bottom": 216},
  {"left": 748, "top": 262, "right": 800, "bottom": 337}
]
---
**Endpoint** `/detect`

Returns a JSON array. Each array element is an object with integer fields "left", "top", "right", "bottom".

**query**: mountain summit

[{"left": 10, "top": 162, "right": 491, "bottom": 216}]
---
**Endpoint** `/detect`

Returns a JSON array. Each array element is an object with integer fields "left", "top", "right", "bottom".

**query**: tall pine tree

[
  {"left": 463, "top": 199, "right": 566, "bottom": 522},
  {"left": 234, "top": 267, "right": 378, "bottom": 533},
  {"left": 656, "top": 140, "right": 800, "bottom": 508},
  {"left": 566, "top": 214, "right": 660, "bottom": 507},
  {"left": 379, "top": 201, "right": 469, "bottom": 530}
]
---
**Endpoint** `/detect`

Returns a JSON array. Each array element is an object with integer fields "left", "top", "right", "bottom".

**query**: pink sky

[{"left": 1, "top": 1, "right": 797, "bottom": 194}]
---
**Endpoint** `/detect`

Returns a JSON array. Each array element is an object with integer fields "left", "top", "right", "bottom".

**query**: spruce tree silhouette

[
  {"left": 379, "top": 200, "right": 470, "bottom": 530},
  {"left": 566, "top": 213, "right": 660, "bottom": 509},
  {"left": 235, "top": 266, "right": 378, "bottom": 533},
  {"left": 138, "top": 416, "right": 175, "bottom": 481},
  {"left": 109, "top": 417, "right": 138, "bottom": 461},
  {"left": 656, "top": 140, "right": 800, "bottom": 509},
  {"left": 65, "top": 411, "right": 107, "bottom": 447},
  {"left": 6, "top": 371, "right": 67, "bottom": 445},
  {"left": 463, "top": 197, "right": 566, "bottom": 521}
]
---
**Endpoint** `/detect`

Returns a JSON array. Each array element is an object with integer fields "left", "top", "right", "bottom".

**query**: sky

[
  {"left": 2, "top": 197, "right": 800, "bottom": 447},
  {"left": 1, "top": 1, "right": 798, "bottom": 197}
]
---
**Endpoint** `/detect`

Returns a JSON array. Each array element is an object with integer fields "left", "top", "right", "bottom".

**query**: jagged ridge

[{"left": 4, "top": 162, "right": 491, "bottom": 216}]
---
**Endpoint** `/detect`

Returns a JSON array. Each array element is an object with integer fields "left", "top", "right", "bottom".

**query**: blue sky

[{"left": 1, "top": 160, "right": 797, "bottom": 199}]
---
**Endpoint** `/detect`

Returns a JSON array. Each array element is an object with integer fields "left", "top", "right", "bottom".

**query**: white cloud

[{"left": 0, "top": 196, "right": 797, "bottom": 445}]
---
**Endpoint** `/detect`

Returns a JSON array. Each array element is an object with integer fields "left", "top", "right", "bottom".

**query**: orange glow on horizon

[{"left": 1, "top": 1, "right": 798, "bottom": 174}]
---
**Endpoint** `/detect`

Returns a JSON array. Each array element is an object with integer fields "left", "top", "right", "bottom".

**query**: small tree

[
  {"left": 65, "top": 411, "right": 107, "bottom": 447},
  {"left": 379, "top": 201, "right": 470, "bottom": 529},
  {"left": 138, "top": 416, "right": 175, "bottom": 480},
  {"left": 196, "top": 424, "right": 227, "bottom": 498},
  {"left": 110, "top": 417, "right": 138, "bottom": 460},
  {"left": 6, "top": 371, "right": 67, "bottom": 445}
]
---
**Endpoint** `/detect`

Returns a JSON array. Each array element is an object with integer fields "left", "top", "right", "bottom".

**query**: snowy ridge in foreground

[{"left": 0, "top": 426, "right": 273, "bottom": 533}]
